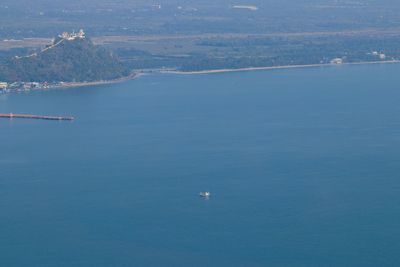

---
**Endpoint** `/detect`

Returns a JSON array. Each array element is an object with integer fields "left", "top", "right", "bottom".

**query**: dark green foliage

[
  {"left": 0, "top": 37, "right": 130, "bottom": 82},
  {"left": 112, "top": 34, "right": 400, "bottom": 72}
]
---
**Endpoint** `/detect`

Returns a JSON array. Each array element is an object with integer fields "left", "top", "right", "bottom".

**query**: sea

[{"left": 1, "top": 63, "right": 400, "bottom": 267}]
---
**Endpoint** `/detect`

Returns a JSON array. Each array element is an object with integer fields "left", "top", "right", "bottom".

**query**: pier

[{"left": 0, "top": 113, "right": 74, "bottom": 121}]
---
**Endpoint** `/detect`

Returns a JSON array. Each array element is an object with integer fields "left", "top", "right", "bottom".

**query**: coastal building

[
  {"left": 0, "top": 82, "right": 8, "bottom": 89},
  {"left": 371, "top": 51, "right": 386, "bottom": 60},
  {"left": 330, "top": 58, "right": 343, "bottom": 64},
  {"left": 23, "top": 82, "right": 40, "bottom": 91}
]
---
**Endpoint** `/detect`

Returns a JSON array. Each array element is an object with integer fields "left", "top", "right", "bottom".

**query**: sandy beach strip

[
  {"left": 160, "top": 60, "right": 400, "bottom": 75},
  {"left": 48, "top": 72, "right": 144, "bottom": 90}
]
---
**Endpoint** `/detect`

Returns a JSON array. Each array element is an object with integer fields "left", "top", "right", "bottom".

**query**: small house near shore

[
  {"left": 0, "top": 82, "right": 8, "bottom": 89},
  {"left": 330, "top": 58, "right": 343, "bottom": 64}
]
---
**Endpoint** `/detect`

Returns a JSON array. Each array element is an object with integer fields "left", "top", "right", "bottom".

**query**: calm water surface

[{"left": 1, "top": 64, "right": 400, "bottom": 267}]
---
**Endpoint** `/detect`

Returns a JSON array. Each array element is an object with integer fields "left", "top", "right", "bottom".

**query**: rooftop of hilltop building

[{"left": 58, "top": 29, "right": 85, "bottom": 41}]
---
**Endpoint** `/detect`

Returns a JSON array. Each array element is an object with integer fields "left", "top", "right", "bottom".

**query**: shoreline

[
  {"left": 49, "top": 72, "right": 144, "bottom": 90},
  {"left": 160, "top": 60, "right": 400, "bottom": 75},
  {"left": 4, "top": 60, "right": 400, "bottom": 93},
  {"left": 2, "top": 72, "right": 144, "bottom": 93}
]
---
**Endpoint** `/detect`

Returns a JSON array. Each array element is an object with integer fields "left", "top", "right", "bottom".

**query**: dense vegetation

[
  {"left": 1, "top": 1, "right": 400, "bottom": 76},
  {"left": 0, "top": 37, "right": 129, "bottom": 82},
  {"left": 107, "top": 33, "right": 400, "bottom": 71}
]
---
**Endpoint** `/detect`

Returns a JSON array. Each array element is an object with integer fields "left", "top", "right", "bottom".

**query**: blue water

[{"left": 1, "top": 64, "right": 400, "bottom": 267}]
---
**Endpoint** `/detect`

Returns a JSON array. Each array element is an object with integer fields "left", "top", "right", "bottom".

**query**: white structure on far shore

[
  {"left": 0, "top": 82, "right": 8, "bottom": 89},
  {"left": 59, "top": 29, "right": 85, "bottom": 41},
  {"left": 330, "top": 58, "right": 343, "bottom": 64},
  {"left": 371, "top": 51, "right": 387, "bottom": 60},
  {"left": 232, "top": 5, "right": 259, "bottom": 11}
]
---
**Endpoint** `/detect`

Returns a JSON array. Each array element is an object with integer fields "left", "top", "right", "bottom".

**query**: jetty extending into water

[{"left": 0, "top": 113, "right": 74, "bottom": 121}]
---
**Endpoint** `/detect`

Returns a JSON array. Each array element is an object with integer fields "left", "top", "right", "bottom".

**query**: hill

[{"left": 0, "top": 31, "right": 130, "bottom": 83}]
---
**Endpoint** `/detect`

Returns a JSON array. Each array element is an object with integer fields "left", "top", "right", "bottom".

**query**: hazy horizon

[{"left": 2, "top": 0, "right": 400, "bottom": 38}]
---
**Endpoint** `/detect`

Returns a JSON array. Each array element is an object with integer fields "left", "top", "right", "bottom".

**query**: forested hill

[{"left": 0, "top": 34, "right": 130, "bottom": 83}]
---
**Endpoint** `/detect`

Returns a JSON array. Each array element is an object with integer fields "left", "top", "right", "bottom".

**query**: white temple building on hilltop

[{"left": 59, "top": 29, "right": 85, "bottom": 41}]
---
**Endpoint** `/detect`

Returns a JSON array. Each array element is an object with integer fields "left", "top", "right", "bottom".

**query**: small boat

[{"left": 199, "top": 192, "right": 211, "bottom": 198}]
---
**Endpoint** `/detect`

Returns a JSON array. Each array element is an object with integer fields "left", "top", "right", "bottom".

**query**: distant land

[
  {"left": 2, "top": 29, "right": 400, "bottom": 92},
  {"left": 2, "top": 0, "right": 400, "bottom": 92},
  {"left": 3, "top": 0, "right": 400, "bottom": 83},
  {"left": 0, "top": 30, "right": 131, "bottom": 90}
]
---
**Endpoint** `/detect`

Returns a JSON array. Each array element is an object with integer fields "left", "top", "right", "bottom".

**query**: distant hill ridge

[{"left": 0, "top": 30, "right": 130, "bottom": 83}]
